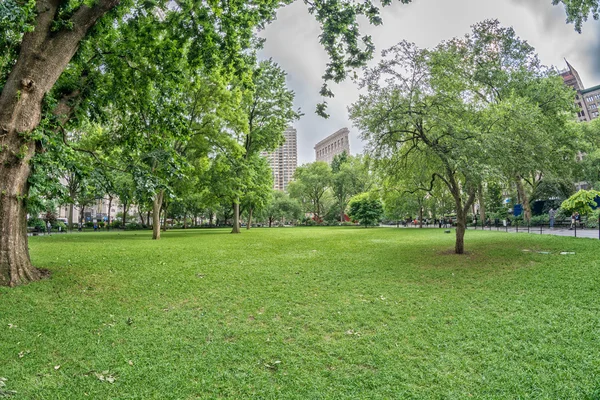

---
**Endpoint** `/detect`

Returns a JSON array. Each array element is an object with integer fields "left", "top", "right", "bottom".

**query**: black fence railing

[{"left": 391, "top": 217, "right": 600, "bottom": 240}]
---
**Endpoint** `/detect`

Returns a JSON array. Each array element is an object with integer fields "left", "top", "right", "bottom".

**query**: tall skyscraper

[
  {"left": 262, "top": 127, "right": 298, "bottom": 191},
  {"left": 560, "top": 61, "right": 600, "bottom": 121},
  {"left": 314, "top": 128, "right": 350, "bottom": 164}
]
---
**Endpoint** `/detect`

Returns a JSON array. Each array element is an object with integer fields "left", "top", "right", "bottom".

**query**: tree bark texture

[
  {"left": 0, "top": 0, "right": 120, "bottom": 286},
  {"left": 231, "top": 202, "right": 240, "bottom": 234},
  {"left": 455, "top": 205, "right": 467, "bottom": 255},
  {"left": 478, "top": 182, "right": 486, "bottom": 224},
  {"left": 69, "top": 203, "right": 75, "bottom": 232},
  {"left": 161, "top": 203, "right": 168, "bottom": 232},
  {"left": 122, "top": 202, "right": 129, "bottom": 228},
  {"left": 152, "top": 191, "right": 164, "bottom": 240},
  {"left": 515, "top": 176, "right": 531, "bottom": 222},
  {"left": 247, "top": 208, "right": 253, "bottom": 230},
  {"left": 107, "top": 197, "right": 112, "bottom": 230}
]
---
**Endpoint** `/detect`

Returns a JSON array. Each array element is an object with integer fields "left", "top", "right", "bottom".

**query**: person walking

[
  {"left": 548, "top": 208, "right": 556, "bottom": 229},
  {"left": 570, "top": 212, "right": 576, "bottom": 229},
  {"left": 46, "top": 221, "right": 51, "bottom": 235}
]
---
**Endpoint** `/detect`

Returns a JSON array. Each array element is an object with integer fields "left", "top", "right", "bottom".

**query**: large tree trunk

[
  {"left": 161, "top": 203, "right": 168, "bottom": 232},
  {"left": 455, "top": 205, "right": 467, "bottom": 255},
  {"left": 0, "top": 162, "right": 40, "bottom": 286},
  {"left": 68, "top": 203, "right": 75, "bottom": 232},
  {"left": 107, "top": 196, "right": 112, "bottom": 230},
  {"left": 515, "top": 176, "right": 531, "bottom": 222},
  {"left": 232, "top": 202, "right": 241, "bottom": 234},
  {"left": 122, "top": 202, "right": 129, "bottom": 228},
  {"left": 247, "top": 208, "right": 253, "bottom": 230},
  {"left": 478, "top": 182, "right": 486, "bottom": 225},
  {"left": 0, "top": 0, "right": 120, "bottom": 286},
  {"left": 152, "top": 191, "right": 164, "bottom": 240},
  {"left": 418, "top": 204, "right": 423, "bottom": 228},
  {"left": 138, "top": 210, "right": 145, "bottom": 226}
]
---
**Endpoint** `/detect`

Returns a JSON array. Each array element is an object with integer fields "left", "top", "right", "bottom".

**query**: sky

[{"left": 258, "top": 0, "right": 600, "bottom": 165}]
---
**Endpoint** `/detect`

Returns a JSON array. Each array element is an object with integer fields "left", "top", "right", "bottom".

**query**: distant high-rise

[
  {"left": 560, "top": 61, "right": 600, "bottom": 121},
  {"left": 314, "top": 128, "right": 350, "bottom": 164},
  {"left": 262, "top": 127, "right": 298, "bottom": 191}
]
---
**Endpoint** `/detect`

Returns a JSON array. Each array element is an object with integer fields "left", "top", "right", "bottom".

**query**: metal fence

[{"left": 392, "top": 217, "right": 600, "bottom": 240}]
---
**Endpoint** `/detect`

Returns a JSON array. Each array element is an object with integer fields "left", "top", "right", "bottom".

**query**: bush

[
  {"left": 529, "top": 215, "right": 549, "bottom": 226},
  {"left": 28, "top": 218, "right": 45, "bottom": 230},
  {"left": 110, "top": 220, "right": 122, "bottom": 229},
  {"left": 585, "top": 209, "right": 600, "bottom": 228},
  {"left": 125, "top": 222, "right": 144, "bottom": 230},
  {"left": 54, "top": 221, "right": 66, "bottom": 230},
  {"left": 85, "top": 221, "right": 94, "bottom": 228}
]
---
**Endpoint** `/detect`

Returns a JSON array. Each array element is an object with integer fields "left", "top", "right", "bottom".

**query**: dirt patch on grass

[
  {"left": 437, "top": 249, "right": 474, "bottom": 256},
  {"left": 36, "top": 267, "right": 52, "bottom": 280}
]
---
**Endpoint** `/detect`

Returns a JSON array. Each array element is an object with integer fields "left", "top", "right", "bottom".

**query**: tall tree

[
  {"left": 331, "top": 153, "right": 371, "bottom": 223},
  {"left": 350, "top": 40, "right": 484, "bottom": 253},
  {"left": 350, "top": 21, "right": 575, "bottom": 253},
  {"left": 230, "top": 60, "right": 300, "bottom": 233},
  {"left": 0, "top": 0, "right": 420, "bottom": 286},
  {"left": 288, "top": 162, "right": 332, "bottom": 222}
]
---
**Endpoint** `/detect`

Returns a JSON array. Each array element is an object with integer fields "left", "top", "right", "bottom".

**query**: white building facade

[{"left": 314, "top": 128, "right": 350, "bottom": 164}]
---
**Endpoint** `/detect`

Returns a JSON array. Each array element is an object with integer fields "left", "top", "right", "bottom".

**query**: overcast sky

[{"left": 258, "top": 0, "right": 600, "bottom": 165}]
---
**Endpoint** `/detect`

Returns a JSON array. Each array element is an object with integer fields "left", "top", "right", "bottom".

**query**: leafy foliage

[
  {"left": 560, "top": 189, "right": 600, "bottom": 216},
  {"left": 347, "top": 192, "right": 383, "bottom": 227}
]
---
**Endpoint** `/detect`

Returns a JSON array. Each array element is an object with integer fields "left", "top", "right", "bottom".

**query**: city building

[
  {"left": 560, "top": 61, "right": 600, "bottom": 121},
  {"left": 262, "top": 126, "right": 298, "bottom": 191},
  {"left": 314, "top": 127, "right": 350, "bottom": 164}
]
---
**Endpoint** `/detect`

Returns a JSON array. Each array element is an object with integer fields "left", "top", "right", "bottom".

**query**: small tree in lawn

[
  {"left": 560, "top": 190, "right": 600, "bottom": 218},
  {"left": 347, "top": 193, "right": 383, "bottom": 227}
]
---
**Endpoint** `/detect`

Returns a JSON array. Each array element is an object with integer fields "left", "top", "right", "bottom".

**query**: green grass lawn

[{"left": 1, "top": 227, "right": 600, "bottom": 399}]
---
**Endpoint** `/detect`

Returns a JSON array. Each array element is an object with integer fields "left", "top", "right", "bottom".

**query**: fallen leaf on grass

[
  {"left": 54, "top": 365, "right": 60, "bottom": 370},
  {"left": 264, "top": 360, "right": 281, "bottom": 370},
  {"left": 128, "top": 360, "right": 133, "bottom": 366},
  {"left": 93, "top": 371, "right": 117, "bottom": 384},
  {"left": 18, "top": 350, "right": 30, "bottom": 359},
  {"left": 0, "top": 377, "right": 17, "bottom": 397}
]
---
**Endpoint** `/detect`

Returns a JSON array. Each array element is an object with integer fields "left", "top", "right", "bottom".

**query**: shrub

[
  {"left": 54, "top": 221, "right": 66, "bottom": 230},
  {"left": 125, "top": 223, "right": 144, "bottom": 230},
  {"left": 28, "top": 218, "right": 45, "bottom": 230},
  {"left": 585, "top": 209, "right": 600, "bottom": 228},
  {"left": 529, "top": 215, "right": 549, "bottom": 226},
  {"left": 347, "top": 193, "right": 383, "bottom": 227},
  {"left": 110, "top": 220, "right": 122, "bottom": 229}
]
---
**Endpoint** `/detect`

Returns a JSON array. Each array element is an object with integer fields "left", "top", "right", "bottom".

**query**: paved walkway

[{"left": 384, "top": 224, "right": 600, "bottom": 240}]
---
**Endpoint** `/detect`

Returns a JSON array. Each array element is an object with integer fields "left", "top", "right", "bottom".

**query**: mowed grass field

[{"left": 1, "top": 227, "right": 600, "bottom": 399}]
